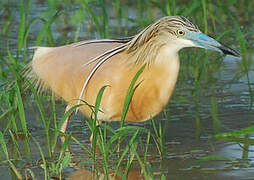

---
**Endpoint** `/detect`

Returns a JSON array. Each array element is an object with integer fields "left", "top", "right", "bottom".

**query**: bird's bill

[{"left": 190, "top": 32, "right": 241, "bottom": 57}]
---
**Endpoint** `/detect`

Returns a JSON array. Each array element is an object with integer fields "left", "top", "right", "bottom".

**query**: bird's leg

[
  {"left": 89, "top": 133, "right": 94, "bottom": 144},
  {"left": 60, "top": 105, "right": 74, "bottom": 143},
  {"left": 89, "top": 120, "right": 102, "bottom": 153},
  {"left": 89, "top": 120, "right": 102, "bottom": 143}
]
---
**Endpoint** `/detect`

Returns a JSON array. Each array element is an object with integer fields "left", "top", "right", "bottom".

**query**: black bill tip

[{"left": 219, "top": 44, "right": 241, "bottom": 58}]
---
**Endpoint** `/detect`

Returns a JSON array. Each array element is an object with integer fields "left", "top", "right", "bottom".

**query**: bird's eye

[{"left": 177, "top": 30, "right": 185, "bottom": 36}]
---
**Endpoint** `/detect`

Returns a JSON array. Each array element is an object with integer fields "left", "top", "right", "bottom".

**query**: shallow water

[{"left": 1, "top": 1, "right": 254, "bottom": 179}]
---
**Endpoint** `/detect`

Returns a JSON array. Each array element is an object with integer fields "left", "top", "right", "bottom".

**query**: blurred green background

[{"left": 0, "top": 0, "right": 254, "bottom": 179}]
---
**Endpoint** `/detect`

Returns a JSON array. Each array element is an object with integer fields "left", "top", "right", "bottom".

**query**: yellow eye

[{"left": 177, "top": 30, "right": 185, "bottom": 36}]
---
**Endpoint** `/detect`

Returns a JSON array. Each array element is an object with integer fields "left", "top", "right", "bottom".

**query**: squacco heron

[{"left": 28, "top": 16, "right": 240, "bottom": 139}]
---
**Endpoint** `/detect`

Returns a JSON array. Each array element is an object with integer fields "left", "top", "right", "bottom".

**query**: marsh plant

[{"left": 0, "top": 0, "right": 253, "bottom": 179}]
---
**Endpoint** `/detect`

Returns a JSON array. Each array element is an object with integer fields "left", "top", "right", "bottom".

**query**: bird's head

[
  {"left": 125, "top": 16, "right": 240, "bottom": 65},
  {"left": 158, "top": 16, "right": 241, "bottom": 57}
]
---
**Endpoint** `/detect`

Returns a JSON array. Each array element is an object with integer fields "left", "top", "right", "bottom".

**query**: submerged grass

[{"left": 0, "top": 0, "right": 253, "bottom": 179}]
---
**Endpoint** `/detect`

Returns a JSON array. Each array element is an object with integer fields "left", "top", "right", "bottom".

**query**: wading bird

[{"left": 27, "top": 16, "right": 240, "bottom": 141}]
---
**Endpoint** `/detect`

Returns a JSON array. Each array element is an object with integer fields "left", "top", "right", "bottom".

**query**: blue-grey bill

[
  {"left": 217, "top": 44, "right": 241, "bottom": 57},
  {"left": 191, "top": 32, "right": 241, "bottom": 58}
]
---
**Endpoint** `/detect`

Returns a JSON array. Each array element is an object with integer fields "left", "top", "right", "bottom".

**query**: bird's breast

[{"left": 95, "top": 57, "right": 180, "bottom": 122}]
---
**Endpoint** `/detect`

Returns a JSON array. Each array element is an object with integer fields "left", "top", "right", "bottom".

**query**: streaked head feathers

[{"left": 124, "top": 16, "right": 200, "bottom": 64}]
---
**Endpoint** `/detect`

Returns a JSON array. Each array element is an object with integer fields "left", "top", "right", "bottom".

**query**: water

[{"left": 0, "top": 1, "right": 254, "bottom": 179}]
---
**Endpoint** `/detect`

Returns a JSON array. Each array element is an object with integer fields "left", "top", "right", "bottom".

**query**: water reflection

[
  {"left": 1, "top": 0, "right": 254, "bottom": 179},
  {"left": 67, "top": 165, "right": 144, "bottom": 180},
  {"left": 68, "top": 168, "right": 143, "bottom": 180}
]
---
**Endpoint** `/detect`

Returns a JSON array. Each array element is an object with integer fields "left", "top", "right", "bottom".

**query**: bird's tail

[{"left": 22, "top": 47, "right": 51, "bottom": 95}]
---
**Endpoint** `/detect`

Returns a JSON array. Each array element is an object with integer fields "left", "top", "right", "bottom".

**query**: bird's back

[{"left": 31, "top": 42, "right": 121, "bottom": 100}]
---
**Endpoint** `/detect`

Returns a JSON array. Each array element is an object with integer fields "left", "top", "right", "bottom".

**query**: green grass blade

[
  {"left": 15, "top": 82, "right": 28, "bottom": 138},
  {"left": 0, "top": 132, "right": 9, "bottom": 159},
  {"left": 198, "top": 155, "right": 235, "bottom": 163},
  {"left": 94, "top": 86, "right": 108, "bottom": 121},
  {"left": 32, "top": 136, "right": 49, "bottom": 180},
  {"left": 99, "top": 0, "right": 108, "bottom": 38},
  {"left": 215, "top": 126, "right": 254, "bottom": 139},
  {"left": 0, "top": 132, "right": 22, "bottom": 179},
  {"left": 121, "top": 64, "right": 146, "bottom": 126},
  {"left": 52, "top": 104, "right": 83, "bottom": 151},
  {"left": 81, "top": 1, "right": 102, "bottom": 36},
  {"left": 26, "top": 80, "right": 52, "bottom": 155},
  {"left": 9, "top": 130, "right": 21, "bottom": 158},
  {"left": 113, "top": 130, "right": 139, "bottom": 178},
  {"left": 18, "top": 0, "right": 26, "bottom": 52},
  {"left": 36, "top": 11, "right": 60, "bottom": 46}
]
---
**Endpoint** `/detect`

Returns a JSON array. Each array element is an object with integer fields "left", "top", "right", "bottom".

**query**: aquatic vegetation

[{"left": 0, "top": 0, "right": 253, "bottom": 179}]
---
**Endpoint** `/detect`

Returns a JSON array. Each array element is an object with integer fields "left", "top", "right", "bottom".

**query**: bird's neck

[
  {"left": 153, "top": 44, "right": 180, "bottom": 68},
  {"left": 152, "top": 44, "right": 180, "bottom": 95}
]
